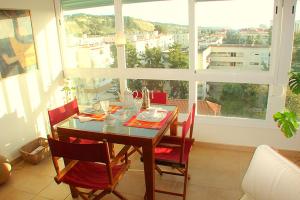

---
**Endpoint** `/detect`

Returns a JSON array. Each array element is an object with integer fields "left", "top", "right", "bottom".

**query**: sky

[{"left": 65, "top": 0, "right": 300, "bottom": 29}]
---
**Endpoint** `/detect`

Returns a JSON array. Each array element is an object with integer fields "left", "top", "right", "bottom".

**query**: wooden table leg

[
  {"left": 170, "top": 114, "right": 178, "bottom": 136},
  {"left": 142, "top": 143, "right": 155, "bottom": 200}
]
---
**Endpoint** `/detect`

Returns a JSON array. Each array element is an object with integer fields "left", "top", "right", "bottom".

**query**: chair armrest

[
  {"left": 54, "top": 160, "right": 78, "bottom": 183},
  {"left": 111, "top": 145, "right": 131, "bottom": 167}
]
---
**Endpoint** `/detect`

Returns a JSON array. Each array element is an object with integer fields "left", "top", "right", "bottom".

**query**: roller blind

[{"left": 61, "top": 0, "right": 168, "bottom": 11}]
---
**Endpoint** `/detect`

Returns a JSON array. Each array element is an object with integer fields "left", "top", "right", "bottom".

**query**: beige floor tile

[
  {"left": 117, "top": 170, "right": 146, "bottom": 196},
  {"left": 0, "top": 186, "right": 35, "bottom": 200},
  {"left": 206, "top": 187, "right": 243, "bottom": 200},
  {"left": 31, "top": 195, "right": 52, "bottom": 200},
  {"left": 0, "top": 144, "right": 270, "bottom": 200},
  {"left": 37, "top": 181, "right": 70, "bottom": 200},
  {"left": 8, "top": 169, "right": 53, "bottom": 194}
]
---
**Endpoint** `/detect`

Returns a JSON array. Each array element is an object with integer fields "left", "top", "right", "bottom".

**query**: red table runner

[
  {"left": 76, "top": 105, "right": 122, "bottom": 121},
  {"left": 123, "top": 111, "right": 172, "bottom": 129}
]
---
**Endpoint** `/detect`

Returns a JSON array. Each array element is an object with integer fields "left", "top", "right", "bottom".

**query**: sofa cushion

[{"left": 241, "top": 145, "right": 300, "bottom": 200}]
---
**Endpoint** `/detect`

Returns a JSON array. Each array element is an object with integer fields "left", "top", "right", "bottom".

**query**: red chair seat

[
  {"left": 154, "top": 138, "right": 194, "bottom": 166},
  {"left": 62, "top": 161, "right": 126, "bottom": 190}
]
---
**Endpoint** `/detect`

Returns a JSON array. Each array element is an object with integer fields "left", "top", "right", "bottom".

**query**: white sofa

[{"left": 241, "top": 145, "right": 300, "bottom": 200}]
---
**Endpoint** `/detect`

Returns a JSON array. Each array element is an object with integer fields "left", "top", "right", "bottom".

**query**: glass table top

[{"left": 58, "top": 104, "right": 177, "bottom": 139}]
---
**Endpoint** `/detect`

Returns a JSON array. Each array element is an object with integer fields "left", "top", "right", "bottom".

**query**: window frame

[{"left": 55, "top": 0, "right": 297, "bottom": 128}]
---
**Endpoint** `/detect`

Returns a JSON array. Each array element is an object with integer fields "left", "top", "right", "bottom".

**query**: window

[
  {"left": 68, "top": 78, "right": 120, "bottom": 105},
  {"left": 127, "top": 79, "right": 189, "bottom": 113},
  {"left": 62, "top": 5, "right": 117, "bottom": 68},
  {"left": 197, "top": 82, "right": 269, "bottom": 119},
  {"left": 286, "top": 0, "right": 300, "bottom": 117},
  {"left": 196, "top": 0, "right": 273, "bottom": 71},
  {"left": 123, "top": 0, "right": 189, "bottom": 69},
  {"left": 59, "top": 0, "right": 293, "bottom": 125}
]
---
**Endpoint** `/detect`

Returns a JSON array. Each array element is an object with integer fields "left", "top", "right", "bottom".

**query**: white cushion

[{"left": 241, "top": 145, "right": 300, "bottom": 200}]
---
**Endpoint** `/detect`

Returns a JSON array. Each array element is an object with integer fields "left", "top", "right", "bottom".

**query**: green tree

[
  {"left": 216, "top": 83, "right": 268, "bottom": 119},
  {"left": 154, "top": 24, "right": 167, "bottom": 34},
  {"left": 167, "top": 43, "right": 188, "bottom": 69},
  {"left": 286, "top": 88, "right": 300, "bottom": 116},
  {"left": 291, "top": 32, "right": 300, "bottom": 71},
  {"left": 143, "top": 47, "right": 164, "bottom": 68},
  {"left": 126, "top": 43, "right": 141, "bottom": 68},
  {"left": 245, "top": 35, "right": 254, "bottom": 45},
  {"left": 223, "top": 30, "right": 241, "bottom": 44},
  {"left": 170, "top": 80, "right": 189, "bottom": 99}
]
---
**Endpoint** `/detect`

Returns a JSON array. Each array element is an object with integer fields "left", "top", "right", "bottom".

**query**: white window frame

[{"left": 55, "top": 0, "right": 297, "bottom": 129}]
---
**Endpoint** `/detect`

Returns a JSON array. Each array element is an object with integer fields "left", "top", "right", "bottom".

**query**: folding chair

[
  {"left": 127, "top": 91, "right": 168, "bottom": 159},
  {"left": 47, "top": 98, "right": 96, "bottom": 144},
  {"left": 153, "top": 103, "right": 196, "bottom": 200},
  {"left": 47, "top": 135, "right": 131, "bottom": 200}
]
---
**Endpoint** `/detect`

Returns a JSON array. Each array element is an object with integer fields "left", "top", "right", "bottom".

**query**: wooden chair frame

[
  {"left": 154, "top": 103, "right": 196, "bottom": 200},
  {"left": 47, "top": 98, "right": 115, "bottom": 157},
  {"left": 48, "top": 135, "right": 131, "bottom": 200},
  {"left": 127, "top": 91, "right": 168, "bottom": 159}
]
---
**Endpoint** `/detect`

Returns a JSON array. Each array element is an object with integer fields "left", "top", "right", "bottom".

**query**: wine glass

[
  {"left": 134, "top": 98, "right": 143, "bottom": 113},
  {"left": 100, "top": 100, "right": 110, "bottom": 115}
]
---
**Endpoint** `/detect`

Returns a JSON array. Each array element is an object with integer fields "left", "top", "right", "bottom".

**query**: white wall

[
  {"left": 186, "top": 115, "right": 300, "bottom": 151},
  {"left": 0, "top": 0, "right": 63, "bottom": 161}
]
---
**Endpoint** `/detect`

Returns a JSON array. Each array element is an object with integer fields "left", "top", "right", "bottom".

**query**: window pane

[
  {"left": 68, "top": 78, "right": 120, "bottom": 105},
  {"left": 123, "top": 0, "right": 189, "bottom": 69},
  {"left": 197, "top": 82, "right": 269, "bottom": 119},
  {"left": 291, "top": 1, "right": 300, "bottom": 72},
  {"left": 286, "top": 0, "right": 300, "bottom": 116},
  {"left": 127, "top": 79, "right": 189, "bottom": 113},
  {"left": 63, "top": 6, "right": 117, "bottom": 68},
  {"left": 196, "top": 0, "right": 273, "bottom": 71}
]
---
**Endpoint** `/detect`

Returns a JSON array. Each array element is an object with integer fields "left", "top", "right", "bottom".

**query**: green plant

[
  {"left": 273, "top": 72, "right": 300, "bottom": 138},
  {"left": 61, "top": 79, "right": 76, "bottom": 103}
]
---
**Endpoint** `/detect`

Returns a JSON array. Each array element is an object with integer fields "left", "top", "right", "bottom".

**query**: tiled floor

[{"left": 0, "top": 144, "right": 268, "bottom": 200}]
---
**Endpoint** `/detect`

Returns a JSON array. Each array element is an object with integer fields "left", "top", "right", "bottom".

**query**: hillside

[{"left": 63, "top": 13, "right": 188, "bottom": 37}]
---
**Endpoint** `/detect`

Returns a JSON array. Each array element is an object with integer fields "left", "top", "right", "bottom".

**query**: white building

[
  {"left": 174, "top": 33, "right": 189, "bottom": 49},
  {"left": 202, "top": 45, "right": 270, "bottom": 70}
]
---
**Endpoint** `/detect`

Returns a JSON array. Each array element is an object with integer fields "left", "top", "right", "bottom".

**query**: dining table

[{"left": 56, "top": 103, "right": 179, "bottom": 200}]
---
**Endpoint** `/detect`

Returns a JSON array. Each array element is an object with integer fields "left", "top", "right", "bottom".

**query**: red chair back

[
  {"left": 133, "top": 91, "right": 167, "bottom": 104},
  {"left": 48, "top": 137, "right": 110, "bottom": 163},
  {"left": 48, "top": 99, "right": 79, "bottom": 131},
  {"left": 181, "top": 103, "right": 195, "bottom": 139},
  {"left": 151, "top": 92, "right": 167, "bottom": 104},
  {"left": 179, "top": 103, "right": 196, "bottom": 163}
]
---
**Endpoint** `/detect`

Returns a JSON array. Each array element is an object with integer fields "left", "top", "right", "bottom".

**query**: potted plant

[
  {"left": 273, "top": 72, "right": 300, "bottom": 138},
  {"left": 61, "top": 79, "right": 76, "bottom": 103}
]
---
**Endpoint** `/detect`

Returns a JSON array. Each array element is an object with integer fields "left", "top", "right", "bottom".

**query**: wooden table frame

[{"left": 56, "top": 106, "right": 178, "bottom": 200}]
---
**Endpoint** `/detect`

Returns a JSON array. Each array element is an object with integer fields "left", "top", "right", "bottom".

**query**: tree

[
  {"left": 245, "top": 35, "right": 254, "bottom": 45},
  {"left": 216, "top": 83, "right": 268, "bottom": 119},
  {"left": 126, "top": 43, "right": 141, "bottom": 68},
  {"left": 169, "top": 80, "right": 188, "bottom": 99},
  {"left": 223, "top": 30, "right": 241, "bottom": 44},
  {"left": 291, "top": 32, "right": 300, "bottom": 71},
  {"left": 154, "top": 24, "right": 167, "bottom": 34},
  {"left": 143, "top": 47, "right": 164, "bottom": 68},
  {"left": 167, "top": 43, "right": 188, "bottom": 69}
]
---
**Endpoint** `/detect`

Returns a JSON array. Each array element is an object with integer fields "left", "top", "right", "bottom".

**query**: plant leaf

[
  {"left": 289, "top": 72, "right": 300, "bottom": 94},
  {"left": 273, "top": 111, "right": 299, "bottom": 138}
]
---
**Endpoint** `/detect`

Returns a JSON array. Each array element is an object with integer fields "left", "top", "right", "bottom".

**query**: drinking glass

[
  {"left": 100, "top": 100, "right": 110, "bottom": 115},
  {"left": 134, "top": 98, "right": 143, "bottom": 113}
]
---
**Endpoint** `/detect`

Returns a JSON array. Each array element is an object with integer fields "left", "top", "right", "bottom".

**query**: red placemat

[
  {"left": 123, "top": 111, "right": 172, "bottom": 129},
  {"left": 76, "top": 105, "right": 122, "bottom": 121}
]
